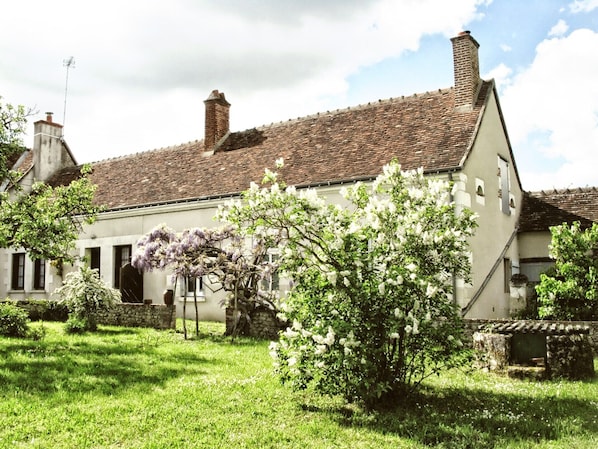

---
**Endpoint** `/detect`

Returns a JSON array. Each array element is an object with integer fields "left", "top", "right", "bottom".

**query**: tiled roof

[
  {"left": 48, "top": 82, "right": 493, "bottom": 210},
  {"left": 519, "top": 188, "right": 598, "bottom": 232},
  {"left": 2, "top": 150, "right": 33, "bottom": 187}
]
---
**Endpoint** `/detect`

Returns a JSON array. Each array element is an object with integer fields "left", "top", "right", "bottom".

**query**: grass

[{"left": 0, "top": 321, "right": 597, "bottom": 449}]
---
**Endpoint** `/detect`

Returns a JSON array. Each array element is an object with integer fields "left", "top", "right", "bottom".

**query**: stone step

[{"left": 507, "top": 365, "right": 546, "bottom": 381}]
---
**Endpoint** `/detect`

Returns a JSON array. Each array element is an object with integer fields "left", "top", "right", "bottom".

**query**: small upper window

[{"left": 498, "top": 157, "right": 510, "bottom": 215}]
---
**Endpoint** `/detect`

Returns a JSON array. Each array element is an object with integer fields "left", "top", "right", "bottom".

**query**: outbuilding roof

[{"left": 519, "top": 188, "right": 598, "bottom": 232}]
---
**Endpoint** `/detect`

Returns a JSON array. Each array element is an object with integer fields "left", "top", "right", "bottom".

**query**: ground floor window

[
  {"left": 87, "top": 247, "right": 101, "bottom": 274},
  {"left": 11, "top": 253, "right": 25, "bottom": 290},
  {"left": 114, "top": 245, "right": 132, "bottom": 288},
  {"left": 179, "top": 276, "right": 205, "bottom": 301},
  {"left": 261, "top": 252, "right": 280, "bottom": 292},
  {"left": 33, "top": 259, "right": 46, "bottom": 290}
]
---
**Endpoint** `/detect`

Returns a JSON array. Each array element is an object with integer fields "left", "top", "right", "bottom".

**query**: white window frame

[{"left": 178, "top": 276, "right": 206, "bottom": 302}]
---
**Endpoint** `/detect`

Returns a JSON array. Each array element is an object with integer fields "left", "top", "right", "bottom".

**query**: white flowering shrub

[{"left": 219, "top": 160, "right": 477, "bottom": 406}]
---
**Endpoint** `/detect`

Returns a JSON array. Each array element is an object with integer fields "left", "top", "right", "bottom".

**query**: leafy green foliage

[
  {"left": 0, "top": 165, "right": 102, "bottom": 262},
  {"left": 0, "top": 301, "right": 30, "bottom": 337},
  {"left": 64, "top": 316, "right": 89, "bottom": 334},
  {"left": 536, "top": 222, "right": 598, "bottom": 320},
  {"left": 0, "top": 97, "right": 101, "bottom": 262},
  {"left": 56, "top": 266, "right": 121, "bottom": 331},
  {"left": 220, "top": 160, "right": 477, "bottom": 406},
  {"left": 0, "top": 97, "right": 29, "bottom": 184}
]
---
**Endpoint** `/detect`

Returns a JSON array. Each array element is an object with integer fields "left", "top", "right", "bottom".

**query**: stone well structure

[{"left": 474, "top": 321, "right": 595, "bottom": 380}]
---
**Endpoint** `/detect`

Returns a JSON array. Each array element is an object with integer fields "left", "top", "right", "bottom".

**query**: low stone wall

[
  {"left": 546, "top": 334, "right": 595, "bottom": 380},
  {"left": 247, "top": 307, "right": 284, "bottom": 340},
  {"left": 3, "top": 299, "right": 176, "bottom": 330},
  {"left": 225, "top": 306, "right": 285, "bottom": 339},
  {"left": 95, "top": 303, "right": 176, "bottom": 330}
]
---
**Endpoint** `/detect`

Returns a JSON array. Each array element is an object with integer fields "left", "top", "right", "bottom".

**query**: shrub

[
  {"left": 64, "top": 316, "right": 90, "bottom": 334},
  {"left": 221, "top": 161, "right": 477, "bottom": 406},
  {"left": 0, "top": 302, "right": 30, "bottom": 337},
  {"left": 56, "top": 266, "right": 122, "bottom": 331},
  {"left": 536, "top": 222, "right": 598, "bottom": 320},
  {"left": 28, "top": 322, "right": 47, "bottom": 341}
]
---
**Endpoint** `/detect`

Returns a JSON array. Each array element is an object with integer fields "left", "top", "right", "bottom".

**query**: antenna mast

[{"left": 62, "top": 56, "right": 75, "bottom": 134}]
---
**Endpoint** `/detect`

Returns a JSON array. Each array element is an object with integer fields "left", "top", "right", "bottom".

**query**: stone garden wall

[
  {"left": 3, "top": 299, "right": 176, "bottom": 330},
  {"left": 225, "top": 306, "right": 285, "bottom": 339},
  {"left": 94, "top": 303, "right": 176, "bottom": 330}
]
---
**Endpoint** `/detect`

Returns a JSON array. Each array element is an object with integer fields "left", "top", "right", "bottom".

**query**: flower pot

[{"left": 163, "top": 289, "right": 174, "bottom": 306}]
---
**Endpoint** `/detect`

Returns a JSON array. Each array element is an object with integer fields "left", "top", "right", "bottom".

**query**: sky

[{"left": 1, "top": 0, "right": 598, "bottom": 192}]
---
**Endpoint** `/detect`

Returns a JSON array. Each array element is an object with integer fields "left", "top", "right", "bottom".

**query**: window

[
  {"left": 475, "top": 178, "right": 486, "bottom": 205},
  {"left": 261, "top": 253, "right": 280, "bottom": 292},
  {"left": 87, "top": 247, "right": 101, "bottom": 274},
  {"left": 498, "top": 157, "right": 510, "bottom": 215},
  {"left": 33, "top": 259, "right": 46, "bottom": 290},
  {"left": 114, "top": 245, "right": 131, "bottom": 288},
  {"left": 504, "top": 258, "right": 512, "bottom": 293},
  {"left": 178, "top": 276, "right": 205, "bottom": 301},
  {"left": 11, "top": 253, "right": 25, "bottom": 290}
]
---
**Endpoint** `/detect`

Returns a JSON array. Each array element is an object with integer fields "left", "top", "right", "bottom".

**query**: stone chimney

[
  {"left": 33, "top": 112, "right": 65, "bottom": 182},
  {"left": 204, "top": 90, "right": 230, "bottom": 151},
  {"left": 450, "top": 31, "right": 481, "bottom": 111}
]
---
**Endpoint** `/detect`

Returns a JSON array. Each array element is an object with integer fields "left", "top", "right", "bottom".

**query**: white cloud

[
  {"left": 484, "top": 63, "right": 512, "bottom": 90},
  {"left": 0, "top": 0, "right": 487, "bottom": 162},
  {"left": 569, "top": 0, "right": 598, "bottom": 13},
  {"left": 549, "top": 19, "right": 569, "bottom": 37},
  {"left": 500, "top": 29, "right": 598, "bottom": 190}
]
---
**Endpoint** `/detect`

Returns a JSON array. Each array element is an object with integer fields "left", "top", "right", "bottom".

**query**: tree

[
  {"left": 219, "top": 160, "right": 477, "bottom": 406},
  {"left": 536, "top": 221, "right": 598, "bottom": 320},
  {"left": 0, "top": 96, "right": 101, "bottom": 263},
  {"left": 132, "top": 224, "right": 278, "bottom": 339},
  {"left": 0, "top": 97, "right": 31, "bottom": 184}
]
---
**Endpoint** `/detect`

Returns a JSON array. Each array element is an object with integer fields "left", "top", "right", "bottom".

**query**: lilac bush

[{"left": 219, "top": 160, "right": 477, "bottom": 406}]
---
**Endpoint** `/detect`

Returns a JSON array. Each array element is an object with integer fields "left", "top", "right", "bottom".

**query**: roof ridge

[
  {"left": 256, "top": 87, "right": 455, "bottom": 131},
  {"left": 86, "top": 86, "right": 458, "bottom": 162},
  {"left": 91, "top": 140, "right": 202, "bottom": 164},
  {"left": 531, "top": 186, "right": 598, "bottom": 196}
]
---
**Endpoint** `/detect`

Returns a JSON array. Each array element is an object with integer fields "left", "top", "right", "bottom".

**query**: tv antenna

[{"left": 62, "top": 56, "right": 75, "bottom": 134}]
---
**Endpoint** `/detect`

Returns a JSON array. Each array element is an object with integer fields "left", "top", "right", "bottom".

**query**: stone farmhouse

[{"left": 2, "top": 31, "right": 584, "bottom": 322}]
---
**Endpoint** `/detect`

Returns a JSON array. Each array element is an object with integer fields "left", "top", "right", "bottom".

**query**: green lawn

[{"left": 0, "top": 321, "right": 597, "bottom": 449}]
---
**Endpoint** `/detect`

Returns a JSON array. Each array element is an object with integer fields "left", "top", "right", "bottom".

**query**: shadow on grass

[
  {"left": 302, "top": 381, "right": 598, "bottom": 448},
  {"left": 0, "top": 330, "right": 210, "bottom": 396}
]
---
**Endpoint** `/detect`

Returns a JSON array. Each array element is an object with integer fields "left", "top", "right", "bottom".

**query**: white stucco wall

[{"left": 458, "top": 91, "right": 523, "bottom": 318}]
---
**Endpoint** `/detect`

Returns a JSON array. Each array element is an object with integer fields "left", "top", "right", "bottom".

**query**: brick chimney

[
  {"left": 204, "top": 90, "right": 230, "bottom": 151},
  {"left": 450, "top": 31, "right": 481, "bottom": 111}
]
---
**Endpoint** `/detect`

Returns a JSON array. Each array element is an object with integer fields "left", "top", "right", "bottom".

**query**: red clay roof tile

[
  {"left": 519, "top": 189, "right": 598, "bottom": 232},
  {"left": 48, "top": 82, "right": 492, "bottom": 210}
]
